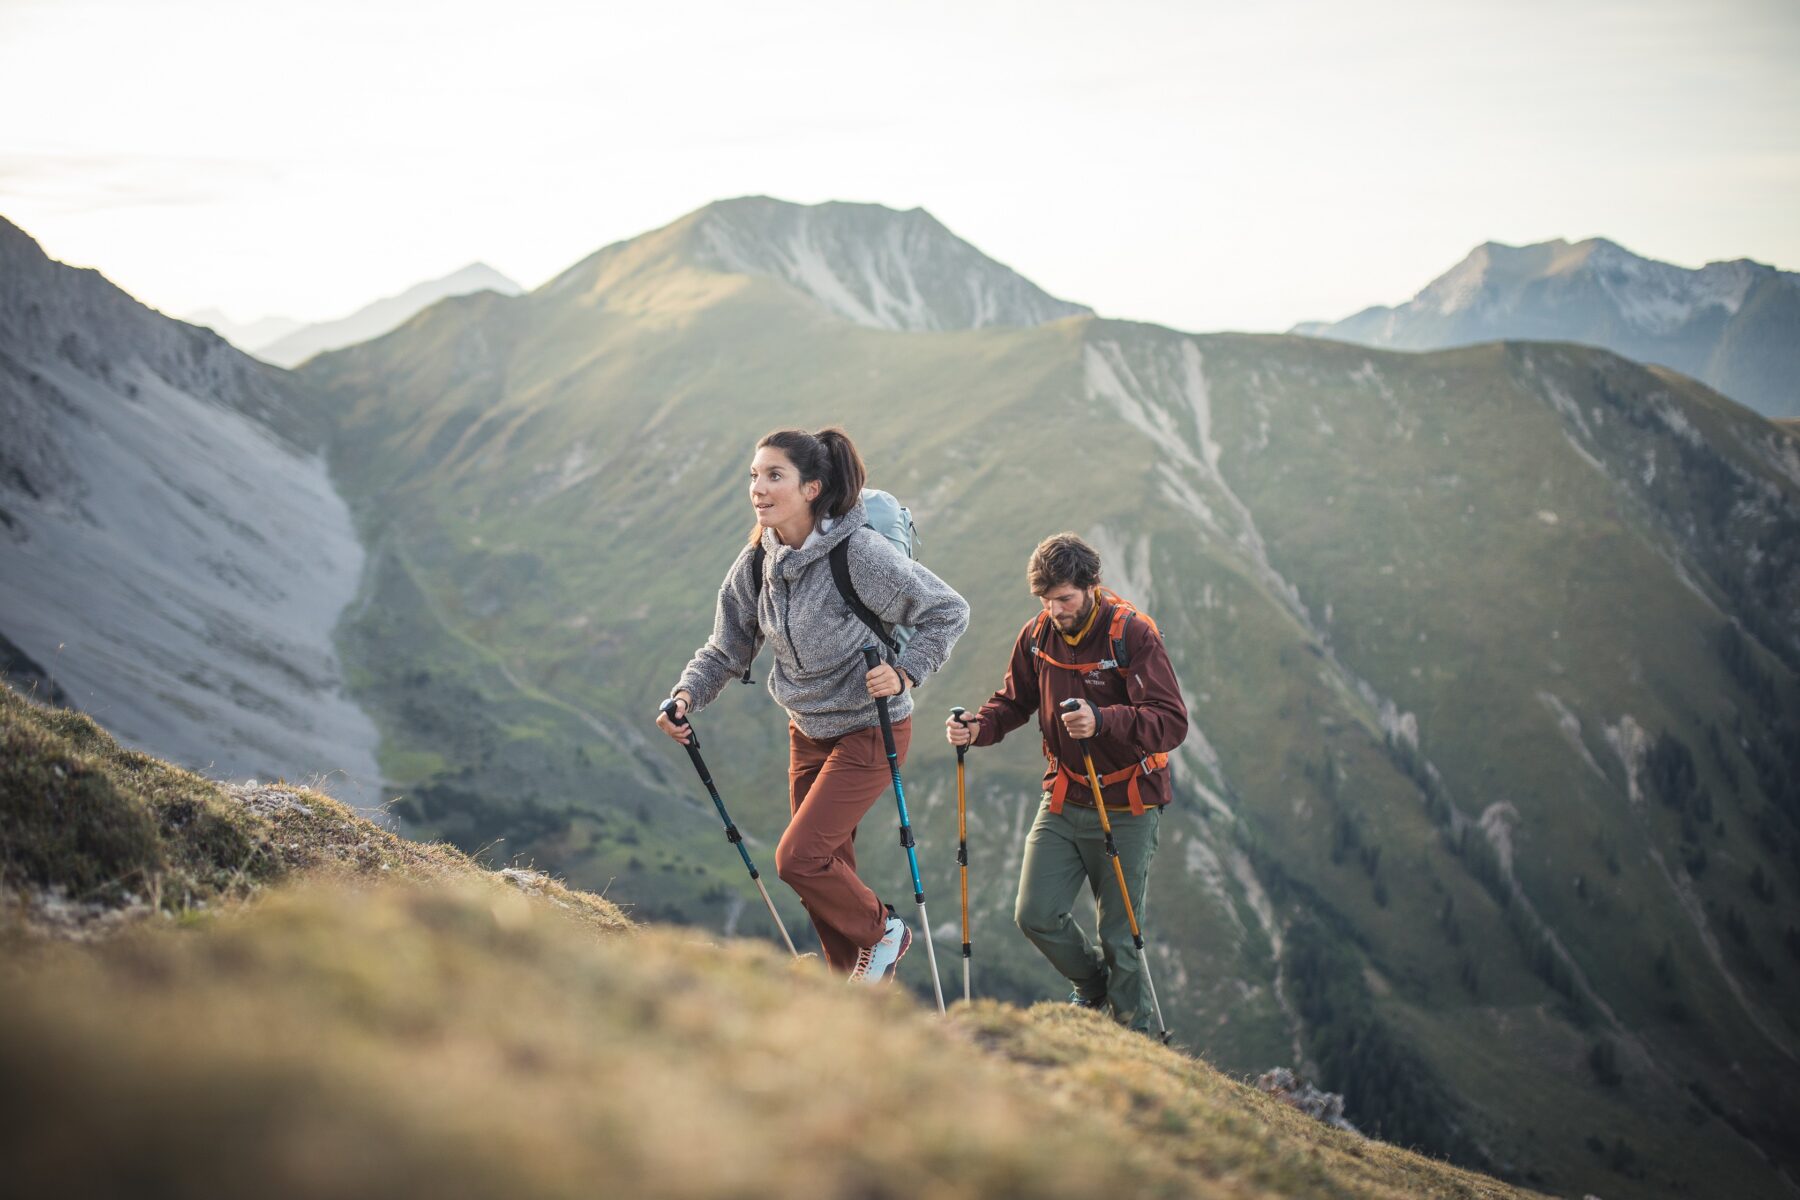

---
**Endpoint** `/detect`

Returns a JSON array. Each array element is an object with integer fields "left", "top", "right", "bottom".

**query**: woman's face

[{"left": 749, "top": 445, "right": 820, "bottom": 532}]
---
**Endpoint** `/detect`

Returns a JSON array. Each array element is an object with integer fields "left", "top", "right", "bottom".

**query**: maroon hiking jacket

[{"left": 970, "top": 593, "right": 1188, "bottom": 810}]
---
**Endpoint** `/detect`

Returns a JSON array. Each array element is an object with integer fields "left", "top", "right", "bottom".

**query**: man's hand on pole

[
  {"left": 1058, "top": 697, "right": 1097, "bottom": 740},
  {"left": 945, "top": 709, "right": 977, "bottom": 747}
]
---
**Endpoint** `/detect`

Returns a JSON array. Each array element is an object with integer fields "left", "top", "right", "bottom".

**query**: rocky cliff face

[{"left": 0, "top": 216, "right": 384, "bottom": 811}]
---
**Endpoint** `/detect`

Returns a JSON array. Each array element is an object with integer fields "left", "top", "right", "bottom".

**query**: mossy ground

[{"left": 1, "top": 681, "right": 1537, "bottom": 1198}]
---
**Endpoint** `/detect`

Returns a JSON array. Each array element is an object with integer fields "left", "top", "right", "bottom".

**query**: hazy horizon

[{"left": 4, "top": 0, "right": 1797, "bottom": 335}]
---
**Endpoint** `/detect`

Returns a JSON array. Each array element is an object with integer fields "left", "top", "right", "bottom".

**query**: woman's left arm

[{"left": 853, "top": 532, "right": 970, "bottom": 689}]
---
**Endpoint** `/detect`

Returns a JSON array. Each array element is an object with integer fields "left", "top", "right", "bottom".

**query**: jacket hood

[{"left": 762, "top": 500, "right": 867, "bottom": 574}]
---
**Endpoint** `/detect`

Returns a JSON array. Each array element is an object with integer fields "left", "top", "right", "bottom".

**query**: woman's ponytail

[{"left": 813, "top": 426, "right": 866, "bottom": 519}]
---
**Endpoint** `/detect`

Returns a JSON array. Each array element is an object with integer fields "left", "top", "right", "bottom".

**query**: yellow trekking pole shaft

[
  {"left": 951, "top": 706, "right": 972, "bottom": 1004},
  {"left": 1061, "top": 699, "right": 1170, "bottom": 1042},
  {"left": 1079, "top": 752, "right": 1142, "bottom": 937}
]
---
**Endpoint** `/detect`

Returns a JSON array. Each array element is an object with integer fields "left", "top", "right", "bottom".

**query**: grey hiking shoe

[{"left": 849, "top": 910, "right": 912, "bottom": 985}]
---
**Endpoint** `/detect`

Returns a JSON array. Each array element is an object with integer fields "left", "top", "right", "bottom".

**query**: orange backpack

[{"left": 1029, "top": 587, "right": 1170, "bottom": 815}]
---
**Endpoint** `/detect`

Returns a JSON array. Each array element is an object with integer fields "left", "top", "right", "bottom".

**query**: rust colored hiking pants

[{"left": 778, "top": 717, "right": 911, "bottom": 972}]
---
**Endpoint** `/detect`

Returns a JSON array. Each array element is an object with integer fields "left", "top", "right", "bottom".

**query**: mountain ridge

[
  {"left": 249, "top": 261, "right": 524, "bottom": 368},
  {"left": 1293, "top": 236, "right": 1800, "bottom": 418}
]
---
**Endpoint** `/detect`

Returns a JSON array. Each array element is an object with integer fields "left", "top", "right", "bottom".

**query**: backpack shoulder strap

[
  {"left": 1095, "top": 587, "right": 1162, "bottom": 674},
  {"left": 1110, "top": 608, "right": 1133, "bottom": 672},
  {"left": 829, "top": 537, "right": 899, "bottom": 657},
  {"left": 740, "top": 545, "right": 767, "bottom": 685}
]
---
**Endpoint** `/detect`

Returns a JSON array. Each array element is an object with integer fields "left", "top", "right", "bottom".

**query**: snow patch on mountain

[
  {"left": 1536, "top": 691, "right": 1605, "bottom": 778},
  {"left": 1477, "top": 802, "right": 1519, "bottom": 874}
]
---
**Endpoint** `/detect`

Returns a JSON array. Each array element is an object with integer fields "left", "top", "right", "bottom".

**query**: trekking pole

[
  {"left": 863, "top": 645, "right": 947, "bottom": 1014},
  {"left": 658, "top": 699, "right": 799, "bottom": 957},
  {"left": 1059, "top": 699, "right": 1170, "bottom": 1042},
  {"left": 950, "top": 705, "right": 973, "bottom": 1004}
]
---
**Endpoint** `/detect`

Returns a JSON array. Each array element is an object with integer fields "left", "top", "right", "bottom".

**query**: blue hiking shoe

[{"left": 849, "top": 909, "right": 912, "bottom": 985}]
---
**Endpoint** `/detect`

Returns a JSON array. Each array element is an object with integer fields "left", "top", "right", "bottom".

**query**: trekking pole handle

[
  {"left": 862, "top": 645, "right": 899, "bottom": 751},
  {"left": 1059, "top": 698, "right": 1090, "bottom": 743},
  {"left": 658, "top": 697, "right": 697, "bottom": 746},
  {"left": 950, "top": 706, "right": 969, "bottom": 763}
]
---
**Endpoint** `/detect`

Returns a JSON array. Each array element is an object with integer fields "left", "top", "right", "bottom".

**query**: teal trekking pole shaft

[
  {"left": 864, "top": 645, "right": 946, "bottom": 1014},
  {"left": 951, "top": 705, "right": 972, "bottom": 1004},
  {"left": 659, "top": 698, "right": 799, "bottom": 957}
]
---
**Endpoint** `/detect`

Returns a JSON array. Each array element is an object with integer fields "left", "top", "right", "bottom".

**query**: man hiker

[{"left": 946, "top": 533, "right": 1187, "bottom": 1031}]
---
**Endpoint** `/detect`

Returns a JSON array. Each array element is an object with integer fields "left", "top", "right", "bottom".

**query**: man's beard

[{"left": 1053, "top": 593, "right": 1096, "bottom": 632}]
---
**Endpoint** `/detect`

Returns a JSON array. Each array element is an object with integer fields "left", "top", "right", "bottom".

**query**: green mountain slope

[
  {"left": 1, "top": 682, "right": 1536, "bottom": 1200},
  {"left": 301, "top": 198, "right": 1800, "bottom": 1198}
]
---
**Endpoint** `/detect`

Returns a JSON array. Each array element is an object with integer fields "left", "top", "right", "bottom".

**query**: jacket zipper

[{"left": 780, "top": 570, "right": 805, "bottom": 673}]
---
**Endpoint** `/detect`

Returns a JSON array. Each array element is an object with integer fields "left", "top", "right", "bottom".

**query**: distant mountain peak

[
  {"left": 1294, "top": 235, "right": 1800, "bottom": 418},
  {"left": 253, "top": 262, "right": 524, "bottom": 367},
  {"left": 550, "top": 196, "right": 1091, "bottom": 333},
  {"left": 1416, "top": 236, "right": 1790, "bottom": 326},
  {"left": 689, "top": 196, "right": 1091, "bottom": 331}
]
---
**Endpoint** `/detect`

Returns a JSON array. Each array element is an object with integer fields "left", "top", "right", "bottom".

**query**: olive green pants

[{"left": 1013, "top": 796, "right": 1161, "bottom": 1031}]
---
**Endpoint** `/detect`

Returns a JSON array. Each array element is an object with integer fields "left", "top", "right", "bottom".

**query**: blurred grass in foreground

[{"left": 0, "top": 682, "right": 1532, "bottom": 1199}]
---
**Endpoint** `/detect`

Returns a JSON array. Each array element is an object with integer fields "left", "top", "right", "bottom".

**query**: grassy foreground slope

[{"left": 0, "top": 683, "right": 1529, "bottom": 1200}]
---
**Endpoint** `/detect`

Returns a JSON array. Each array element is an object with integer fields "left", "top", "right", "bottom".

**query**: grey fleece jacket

[{"left": 673, "top": 501, "right": 971, "bottom": 739}]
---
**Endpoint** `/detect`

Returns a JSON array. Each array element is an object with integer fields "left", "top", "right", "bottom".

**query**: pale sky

[{"left": 3, "top": 0, "right": 1797, "bottom": 334}]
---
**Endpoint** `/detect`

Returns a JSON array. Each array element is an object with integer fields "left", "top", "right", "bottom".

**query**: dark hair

[
  {"left": 1027, "top": 532, "right": 1102, "bottom": 594},
  {"left": 748, "top": 426, "right": 867, "bottom": 541}
]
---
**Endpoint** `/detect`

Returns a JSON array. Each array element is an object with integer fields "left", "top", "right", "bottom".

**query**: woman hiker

[{"left": 656, "top": 426, "right": 970, "bottom": 983}]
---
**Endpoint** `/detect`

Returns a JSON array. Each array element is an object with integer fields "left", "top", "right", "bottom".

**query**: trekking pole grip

[
  {"left": 659, "top": 696, "right": 697, "bottom": 745},
  {"left": 655, "top": 694, "right": 694, "bottom": 752},
  {"left": 862, "top": 645, "right": 900, "bottom": 754},
  {"left": 951, "top": 706, "right": 968, "bottom": 763},
  {"left": 1058, "top": 698, "right": 1088, "bottom": 746}
]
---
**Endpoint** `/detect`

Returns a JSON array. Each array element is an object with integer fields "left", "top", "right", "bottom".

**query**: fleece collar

[{"left": 764, "top": 500, "right": 867, "bottom": 574}]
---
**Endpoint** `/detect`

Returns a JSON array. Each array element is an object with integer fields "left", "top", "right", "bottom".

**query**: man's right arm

[{"left": 970, "top": 620, "right": 1039, "bottom": 747}]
